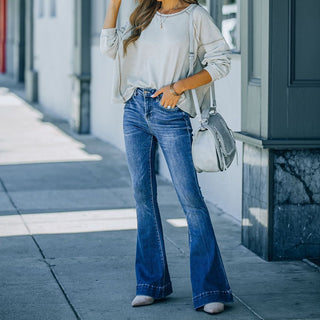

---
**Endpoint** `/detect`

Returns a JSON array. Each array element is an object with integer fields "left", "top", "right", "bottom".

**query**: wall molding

[
  {"left": 288, "top": 0, "right": 320, "bottom": 87},
  {"left": 247, "top": 0, "right": 262, "bottom": 86},
  {"left": 234, "top": 131, "right": 320, "bottom": 149}
]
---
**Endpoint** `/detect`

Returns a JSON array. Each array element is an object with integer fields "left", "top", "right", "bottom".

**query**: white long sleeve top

[{"left": 100, "top": 3, "right": 231, "bottom": 118}]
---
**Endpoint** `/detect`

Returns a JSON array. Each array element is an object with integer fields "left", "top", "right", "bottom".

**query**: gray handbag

[{"left": 187, "top": 7, "right": 237, "bottom": 173}]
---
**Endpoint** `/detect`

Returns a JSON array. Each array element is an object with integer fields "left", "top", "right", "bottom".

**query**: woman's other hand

[{"left": 151, "top": 82, "right": 184, "bottom": 109}]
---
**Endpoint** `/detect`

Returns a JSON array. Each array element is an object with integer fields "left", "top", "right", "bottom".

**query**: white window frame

[{"left": 221, "top": 0, "right": 240, "bottom": 53}]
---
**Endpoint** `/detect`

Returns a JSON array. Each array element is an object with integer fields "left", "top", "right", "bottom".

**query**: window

[
  {"left": 221, "top": 0, "right": 240, "bottom": 52},
  {"left": 199, "top": 0, "right": 240, "bottom": 53}
]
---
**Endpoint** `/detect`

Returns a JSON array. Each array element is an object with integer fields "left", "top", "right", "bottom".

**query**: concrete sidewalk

[{"left": 0, "top": 79, "right": 319, "bottom": 320}]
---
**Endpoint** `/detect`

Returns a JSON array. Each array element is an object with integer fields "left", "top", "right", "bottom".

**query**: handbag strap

[{"left": 187, "top": 6, "right": 216, "bottom": 123}]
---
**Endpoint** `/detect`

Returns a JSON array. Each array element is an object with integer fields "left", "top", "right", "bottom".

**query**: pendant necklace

[
  {"left": 159, "top": 16, "right": 168, "bottom": 29},
  {"left": 157, "top": 3, "right": 185, "bottom": 29}
]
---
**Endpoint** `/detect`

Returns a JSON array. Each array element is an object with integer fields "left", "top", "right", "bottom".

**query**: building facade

[{"left": 1, "top": 0, "right": 319, "bottom": 261}]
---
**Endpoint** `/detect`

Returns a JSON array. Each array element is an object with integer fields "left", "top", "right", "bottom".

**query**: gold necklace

[
  {"left": 158, "top": 15, "right": 168, "bottom": 29},
  {"left": 157, "top": 2, "right": 187, "bottom": 29}
]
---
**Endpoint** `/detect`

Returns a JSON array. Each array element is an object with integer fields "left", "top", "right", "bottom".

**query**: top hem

[{"left": 156, "top": 4, "right": 195, "bottom": 16}]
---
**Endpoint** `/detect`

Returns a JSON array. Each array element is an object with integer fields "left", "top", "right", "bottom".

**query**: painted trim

[
  {"left": 249, "top": 78, "right": 261, "bottom": 87},
  {"left": 248, "top": 0, "right": 261, "bottom": 87},
  {"left": 234, "top": 131, "right": 320, "bottom": 149}
]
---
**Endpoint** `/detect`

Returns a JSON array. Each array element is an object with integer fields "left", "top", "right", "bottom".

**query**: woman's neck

[{"left": 159, "top": 0, "right": 186, "bottom": 13}]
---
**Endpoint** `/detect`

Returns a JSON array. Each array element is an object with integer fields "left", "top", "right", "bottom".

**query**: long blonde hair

[{"left": 123, "top": 0, "right": 199, "bottom": 56}]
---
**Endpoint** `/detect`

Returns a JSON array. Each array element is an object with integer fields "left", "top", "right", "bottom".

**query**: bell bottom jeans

[{"left": 122, "top": 87, "right": 234, "bottom": 309}]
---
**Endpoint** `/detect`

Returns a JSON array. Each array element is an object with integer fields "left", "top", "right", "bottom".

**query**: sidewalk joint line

[
  {"left": 0, "top": 178, "right": 82, "bottom": 320},
  {"left": 164, "top": 234, "right": 186, "bottom": 255},
  {"left": 233, "top": 293, "right": 264, "bottom": 320}
]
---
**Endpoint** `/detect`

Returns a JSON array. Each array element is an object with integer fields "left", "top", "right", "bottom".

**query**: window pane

[{"left": 222, "top": 0, "right": 239, "bottom": 50}]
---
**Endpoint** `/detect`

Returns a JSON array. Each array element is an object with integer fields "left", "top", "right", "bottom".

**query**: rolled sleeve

[
  {"left": 195, "top": 7, "right": 231, "bottom": 83},
  {"left": 100, "top": 21, "right": 130, "bottom": 60}
]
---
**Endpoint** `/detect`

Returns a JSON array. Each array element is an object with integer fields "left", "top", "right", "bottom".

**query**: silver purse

[{"left": 187, "top": 8, "right": 237, "bottom": 173}]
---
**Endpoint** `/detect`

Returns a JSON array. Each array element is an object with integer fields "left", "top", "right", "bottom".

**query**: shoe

[
  {"left": 131, "top": 295, "right": 155, "bottom": 307},
  {"left": 203, "top": 302, "right": 224, "bottom": 314}
]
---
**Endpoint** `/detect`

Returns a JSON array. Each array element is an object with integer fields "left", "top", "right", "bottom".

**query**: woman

[{"left": 100, "top": 0, "right": 234, "bottom": 315}]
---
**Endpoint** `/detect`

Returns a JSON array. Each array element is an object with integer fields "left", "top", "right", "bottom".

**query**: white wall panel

[{"left": 33, "top": 0, "right": 74, "bottom": 120}]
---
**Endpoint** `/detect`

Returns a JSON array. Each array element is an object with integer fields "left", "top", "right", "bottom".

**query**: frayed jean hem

[
  {"left": 136, "top": 282, "right": 173, "bottom": 299},
  {"left": 193, "top": 290, "right": 234, "bottom": 310}
]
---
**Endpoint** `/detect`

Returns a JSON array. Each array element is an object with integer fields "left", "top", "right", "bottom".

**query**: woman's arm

[
  {"left": 173, "top": 69, "right": 212, "bottom": 95},
  {"left": 152, "top": 69, "right": 213, "bottom": 109},
  {"left": 174, "top": 7, "right": 231, "bottom": 94},
  {"left": 153, "top": 7, "right": 231, "bottom": 108},
  {"left": 100, "top": 0, "right": 123, "bottom": 59},
  {"left": 103, "top": 0, "right": 121, "bottom": 29}
]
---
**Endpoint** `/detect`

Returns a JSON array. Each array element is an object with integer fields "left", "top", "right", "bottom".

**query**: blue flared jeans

[{"left": 122, "top": 87, "right": 234, "bottom": 309}]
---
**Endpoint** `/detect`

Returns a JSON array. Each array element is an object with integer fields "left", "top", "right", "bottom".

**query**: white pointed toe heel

[
  {"left": 203, "top": 302, "right": 225, "bottom": 314},
  {"left": 131, "top": 295, "right": 155, "bottom": 307}
]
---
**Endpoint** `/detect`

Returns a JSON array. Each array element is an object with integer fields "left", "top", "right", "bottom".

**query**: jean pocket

[
  {"left": 160, "top": 104, "right": 180, "bottom": 111},
  {"left": 156, "top": 94, "right": 181, "bottom": 112}
]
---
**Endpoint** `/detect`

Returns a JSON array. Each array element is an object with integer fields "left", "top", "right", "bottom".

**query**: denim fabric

[{"left": 122, "top": 87, "right": 234, "bottom": 309}]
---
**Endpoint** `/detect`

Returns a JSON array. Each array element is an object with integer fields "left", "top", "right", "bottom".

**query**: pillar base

[
  {"left": 25, "top": 69, "right": 38, "bottom": 102},
  {"left": 242, "top": 142, "right": 320, "bottom": 261},
  {"left": 71, "top": 73, "right": 90, "bottom": 134}
]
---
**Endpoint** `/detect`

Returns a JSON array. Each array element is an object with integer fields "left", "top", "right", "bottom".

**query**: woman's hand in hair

[
  {"left": 151, "top": 83, "right": 184, "bottom": 109},
  {"left": 103, "top": 0, "right": 122, "bottom": 29}
]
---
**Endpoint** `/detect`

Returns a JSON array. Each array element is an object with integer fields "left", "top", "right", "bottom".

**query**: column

[
  {"left": 25, "top": 0, "right": 38, "bottom": 102},
  {"left": 235, "top": 0, "right": 320, "bottom": 260},
  {"left": 71, "top": 0, "right": 91, "bottom": 134}
]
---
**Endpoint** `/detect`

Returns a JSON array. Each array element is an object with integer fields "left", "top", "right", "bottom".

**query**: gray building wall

[
  {"left": 238, "top": 0, "right": 320, "bottom": 261},
  {"left": 6, "top": 0, "right": 25, "bottom": 82}
]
